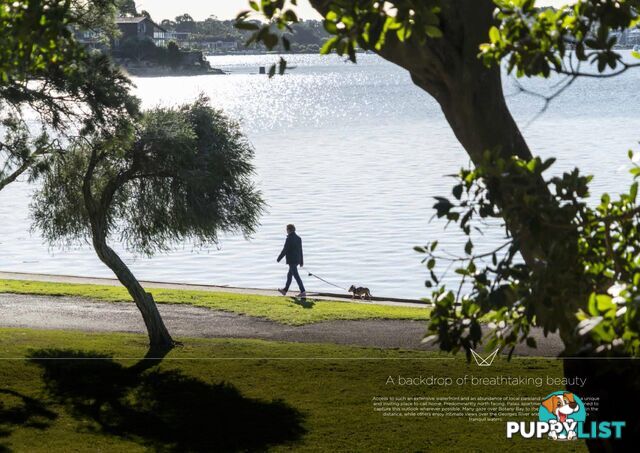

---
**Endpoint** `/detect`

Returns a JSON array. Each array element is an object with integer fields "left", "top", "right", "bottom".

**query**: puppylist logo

[{"left": 506, "top": 391, "right": 625, "bottom": 441}]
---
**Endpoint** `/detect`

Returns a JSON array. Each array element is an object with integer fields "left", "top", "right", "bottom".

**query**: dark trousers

[{"left": 285, "top": 264, "right": 305, "bottom": 292}]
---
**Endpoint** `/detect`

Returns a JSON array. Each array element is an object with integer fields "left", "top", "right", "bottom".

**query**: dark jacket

[{"left": 277, "top": 232, "right": 303, "bottom": 266}]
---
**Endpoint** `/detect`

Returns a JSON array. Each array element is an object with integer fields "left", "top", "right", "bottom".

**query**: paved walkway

[{"left": 0, "top": 293, "right": 564, "bottom": 357}]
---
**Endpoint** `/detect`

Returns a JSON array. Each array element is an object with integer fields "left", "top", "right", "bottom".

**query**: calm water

[{"left": 1, "top": 53, "right": 639, "bottom": 298}]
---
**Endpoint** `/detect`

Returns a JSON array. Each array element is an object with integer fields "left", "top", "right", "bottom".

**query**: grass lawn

[
  {"left": 0, "top": 328, "right": 586, "bottom": 452},
  {"left": 0, "top": 279, "right": 431, "bottom": 325}
]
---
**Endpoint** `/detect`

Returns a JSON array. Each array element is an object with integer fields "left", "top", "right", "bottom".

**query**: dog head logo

[
  {"left": 538, "top": 391, "right": 586, "bottom": 441},
  {"left": 541, "top": 393, "right": 579, "bottom": 424},
  {"left": 508, "top": 391, "right": 624, "bottom": 440}
]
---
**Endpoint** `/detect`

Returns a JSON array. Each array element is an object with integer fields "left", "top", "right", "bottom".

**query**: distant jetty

[{"left": 121, "top": 65, "right": 225, "bottom": 77}]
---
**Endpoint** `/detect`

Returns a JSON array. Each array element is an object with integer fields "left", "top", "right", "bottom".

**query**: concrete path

[{"left": 0, "top": 293, "right": 564, "bottom": 357}]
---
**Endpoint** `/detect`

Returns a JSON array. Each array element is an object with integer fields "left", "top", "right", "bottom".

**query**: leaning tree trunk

[
  {"left": 81, "top": 153, "right": 174, "bottom": 354},
  {"left": 91, "top": 231, "right": 174, "bottom": 354}
]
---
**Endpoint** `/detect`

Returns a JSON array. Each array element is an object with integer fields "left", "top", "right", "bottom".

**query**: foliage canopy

[
  {"left": 418, "top": 151, "right": 640, "bottom": 358},
  {"left": 0, "top": 0, "right": 138, "bottom": 191},
  {"left": 31, "top": 96, "right": 264, "bottom": 256}
]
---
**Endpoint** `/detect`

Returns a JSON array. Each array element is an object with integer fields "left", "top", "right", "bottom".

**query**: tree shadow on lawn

[
  {"left": 0, "top": 388, "right": 58, "bottom": 452},
  {"left": 27, "top": 349, "right": 306, "bottom": 452}
]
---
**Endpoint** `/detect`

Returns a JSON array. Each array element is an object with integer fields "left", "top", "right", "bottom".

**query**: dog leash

[{"left": 307, "top": 270, "right": 349, "bottom": 292}]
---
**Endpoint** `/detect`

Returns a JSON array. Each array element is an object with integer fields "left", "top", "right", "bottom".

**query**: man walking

[{"left": 277, "top": 224, "right": 306, "bottom": 297}]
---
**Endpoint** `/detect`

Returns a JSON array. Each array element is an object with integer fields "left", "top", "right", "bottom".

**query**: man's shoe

[
  {"left": 278, "top": 288, "right": 287, "bottom": 296},
  {"left": 297, "top": 291, "right": 307, "bottom": 298}
]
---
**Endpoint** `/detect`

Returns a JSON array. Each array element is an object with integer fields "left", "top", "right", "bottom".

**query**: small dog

[{"left": 348, "top": 285, "right": 372, "bottom": 300}]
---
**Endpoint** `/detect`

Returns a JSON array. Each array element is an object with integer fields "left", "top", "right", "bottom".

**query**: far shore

[{"left": 121, "top": 66, "right": 226, "bottom": 77}]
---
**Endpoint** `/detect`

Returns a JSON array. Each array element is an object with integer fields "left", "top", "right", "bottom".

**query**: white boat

[{"left": 634, "top": 44, "right": 640, "bottom": 53}]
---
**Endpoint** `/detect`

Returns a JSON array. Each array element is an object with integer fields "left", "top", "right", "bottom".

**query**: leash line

[{"left": 306, "top": 271, "right": 349, "bottom": 292}]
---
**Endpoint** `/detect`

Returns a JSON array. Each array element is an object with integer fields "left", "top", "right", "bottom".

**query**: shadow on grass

[
  {"left": 0, "top": 388, "right": 58, "bottom": 452},
  {"left": 291, "top": 297, "right": 315, "bottom": 309},
  {"left": 27, "top": 349, "right": 306, "bottom": 452}
]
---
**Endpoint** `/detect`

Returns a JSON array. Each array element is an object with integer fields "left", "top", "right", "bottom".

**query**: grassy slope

[
  {"left": 0, "top": 329, "right": 585, "bottom": 452},
  {"left": 0, "top": 279, "right": 431, "bottom": 325}
]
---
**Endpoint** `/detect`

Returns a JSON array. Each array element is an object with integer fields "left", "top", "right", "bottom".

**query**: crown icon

[{"left": 470, "top": 348, "right": 499, "bottom": 367}]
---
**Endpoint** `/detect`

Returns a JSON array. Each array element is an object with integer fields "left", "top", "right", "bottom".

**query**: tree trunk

[
  {"left": 92, "top": 232, "right": 174, "bottom": 354},
  {"left": 81, "top": 151, "right": 174, "bottom": 354}
]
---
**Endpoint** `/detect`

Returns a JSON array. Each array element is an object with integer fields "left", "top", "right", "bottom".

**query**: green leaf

[
  {"left": 433, "top": 197, "right": 454, "bottom": 217},
  {"left": 324, "top": 21, "right": 338, "bottom": 34},
  {"left": 283, "top": 10, "right": 298, "bottom": 23},
  {"left": 397, "top": 26, "right": 412, "bottom": 42},
  {"left": 325, "top": 11, "right": 338, "bottom": 22},
  {"left": 263, "top": 32, "right": 279, "bottom": 49},
  {"left": 235, "top": 21, "right": 260, "bottom": 31},
  {"left": 320, "top": 36, "right": 338, "bottom": 55},
  {"left": 452, "top": 184, "right": 463, "bottom": 200},
  {"left": 464, "top": 239, "right": 473, "bottom": 255},
  {"left": 489, "top": 26, "right": 500, "bottom": 43},
  {"left": 425, "top": 26, "right": 442, "bottom": 39}
]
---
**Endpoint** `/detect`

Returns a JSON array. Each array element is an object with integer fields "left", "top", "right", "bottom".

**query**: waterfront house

[
  {"left": 113, "top": 16, "right": 166, "bottom": 48},
  {"left": 153, "top": 31, "right": 192, "bottom": 48},
  {"left": 214, "top": 39, "right": 239, "bottom": 52},
  {"left": 73, "top": 29, "right": 106, "bottom": 51}
]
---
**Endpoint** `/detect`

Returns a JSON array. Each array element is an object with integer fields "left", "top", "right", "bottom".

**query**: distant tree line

[
  {"left": 112, "top": 2, "right": 328, "bottom": 56},
  {"left": 158, "top": 13, "right": 329, "bottom": 53}
]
